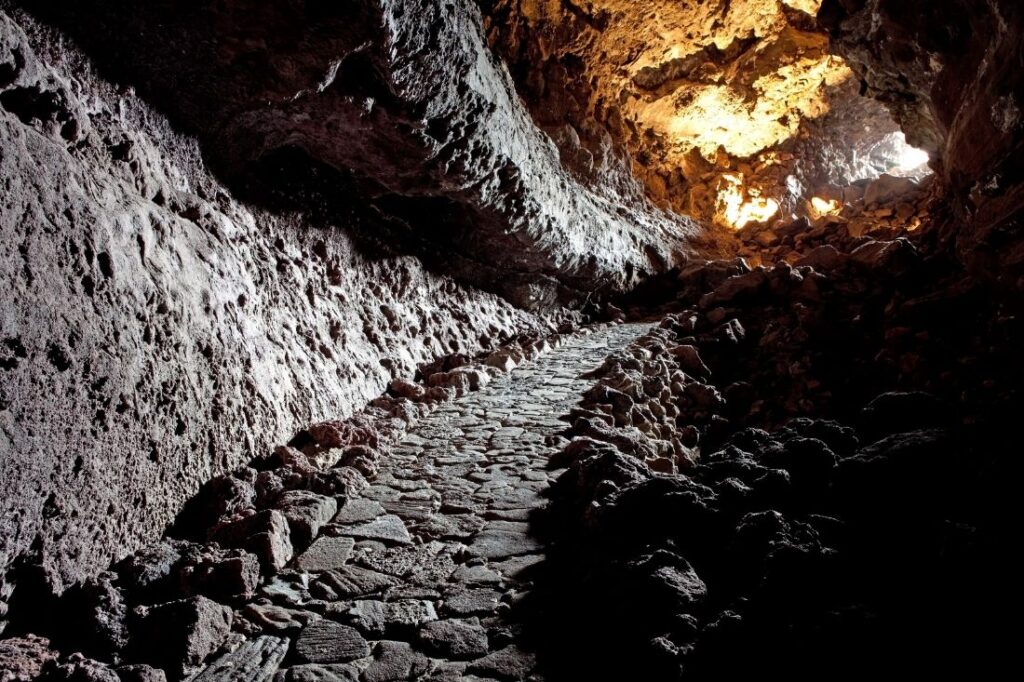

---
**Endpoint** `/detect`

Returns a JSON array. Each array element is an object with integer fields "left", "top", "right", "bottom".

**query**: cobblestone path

[{"left": 216, "top": 323, "right": 653, "bottom": 682}]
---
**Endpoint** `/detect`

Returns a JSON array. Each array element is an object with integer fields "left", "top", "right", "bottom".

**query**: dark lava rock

[
  {"left": 860, "top": 391, "right": 952, "bottom": 439},
  {"left": 274, "top": 664, "right": 359, "bottom": 682},
  {"left": 0, "top": 635, "right": 58, "bottom": 681},
  {"left": 38, "top": 654, "right": 120, "bottom": 682},
  {"left": 466, "top": 646, "right": 536, "bottom": 681},
  {"left": 360, "top": 641, "right": 429, "bottom": 682},
  {"left": 275, "top": 492, "right": 339, "bottom": 549},
  {"left": 190, "top": 636, "right": 288, "bottom": 681},
  {"left": 179, "top": 546, "right": 261, "bottom": 602},
  {"left": 418, "top": 618, "right": 489, "bottom": 660},
  {"left": 211, "top": 510, "right": 294, "bottom": 573},
  {"left": 129, "top": 597, "right": 232, "bottom": 680},
  {"left": 294, "top": 621, "right": 369, "bottom": 664},
  {"left": 113, "top": 666, "right": 166, "bottom": 682}
]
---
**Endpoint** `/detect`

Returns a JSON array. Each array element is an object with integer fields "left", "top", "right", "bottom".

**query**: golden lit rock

[{"left": 716, "top": 174, "right": 781, "bottom": 229}]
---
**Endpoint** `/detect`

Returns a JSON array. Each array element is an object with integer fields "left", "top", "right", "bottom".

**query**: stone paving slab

[{"left": 218, "top": 323, "right": 653, "bottom": 681}]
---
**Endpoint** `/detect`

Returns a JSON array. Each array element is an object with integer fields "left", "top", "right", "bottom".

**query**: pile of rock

[
  {"left": 736, "top": 173, "right": 938, "bottom": 265},
  {"left": 538, "top": 239, "right": 1020, "bottom": 679}
]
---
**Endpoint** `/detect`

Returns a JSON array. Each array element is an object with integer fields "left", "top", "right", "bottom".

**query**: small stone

[
  {"left": 467, "top": 529, "right": 542, "bottom": 560},
  {"left": 332, "top": 500, "right": 385, "bottom": 525},
  {"left": 276, "top": 491, "right": 339, "bottom": 548},
  {"left": 418, "top": 618, "right": 489, "bottom": 660},
  {"left": 360, "top": 641, "right": 430, "bottom": 682},
  {"left": 131, "top": 596, "right": 233, "bottom": 680},
  {"left": 294, "top": 536, "right": 355, "bottom": 572},
  {"left": 294, "top": 621, "right": 370, "bottom": 664},
  {"left": 466, "top": 645, "right": 536, "bottom": 681},
  {"left": 333, "top": 515, "right": 411, "bottom": 545},
  {"left": 310, "top": 566, "right": 400, "bottom": 600},
  {"left": 242, "top": 604, "right": 320, "bottom": 633},
  {"left": 114, "top": 665, "right": 167, "bottom": 682},
  {"left": 442, "top": 589, "right": 501, "bottom": 617},
  {"left": 211, "top": 510, "right": 294, "bottom": 572},
  {"left": 191, "top": 636, "right": 288, "bottom": 681}
]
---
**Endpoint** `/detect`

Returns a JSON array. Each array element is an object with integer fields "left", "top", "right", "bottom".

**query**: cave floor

[{"left": 214, "top": 322, "right": 654, "bottom": 681}]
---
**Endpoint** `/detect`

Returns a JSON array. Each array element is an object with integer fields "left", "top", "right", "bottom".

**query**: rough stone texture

[
  {"left": 481, "top": 0, "right": 916, "bottom": 228},
  {"left": 18, "top": 0, "right": 696, "bottom": 307},
  {"left": 822, "top": 0, "right": 1024, "bottom": 274},
  {"left": 0, "top": 635, "right": 57, "bottom": 681},
  {"left": 0, "top": 5, "right": 552, "bottom": 595},
  {"left": 130, "top": 597, "right": 232, "bottom": 680},
  {"left": 190, "top": 636, "right": 288, "bottom": 682},
  {"left": 293, "top": 621, "right": 369, "bottom": 665}
]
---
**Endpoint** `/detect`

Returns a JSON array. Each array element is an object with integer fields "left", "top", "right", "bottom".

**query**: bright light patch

[
  {"left": 887, "top": 132, "right": 931, "bottom": 174},
  {"left": 716, "top": 174, "right": 780, "bottom": 230},
  {"left": 897, "top": 145, "right": 930, "bottom": 172},
  {"left": 810, "top": 196, "right": 841, "bottom": 217}
]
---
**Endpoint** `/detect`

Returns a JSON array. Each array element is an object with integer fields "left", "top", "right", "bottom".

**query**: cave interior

[{"left": 0, "top": 1, "right": 1022, "bottom": 681}]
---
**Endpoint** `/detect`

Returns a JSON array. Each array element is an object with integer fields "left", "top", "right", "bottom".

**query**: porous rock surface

[
  {"left": 0, "top": 6, "right": 553, "bottom": 596},
  {"left": 20, "top": 0, "right": 698, "bottom": 305},
  {"left": 822, "top": 0, "right": 1024, "bottom": 273}
]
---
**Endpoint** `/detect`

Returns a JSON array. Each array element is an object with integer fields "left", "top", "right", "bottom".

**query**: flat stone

[
  {"left": 192, "top": 636, "right": 288, "bottom": 681},
  {"left": 442, "top": 589, "right": 502, "bottom": 617},
  {"left": 242, "top": 604, "right": 320, "bottom": 633},
  {"left": 418, "top": 618, "right": 489, "bottom": 660},
  {"left": 450, "top": 564, "right": 503, "bottom": 585},
  {"left": 490, "top": 554, "right": 545, "bottom": 580},
  {"left": 275, "top": 663, "right": 360, "bottom": 681},
  {"left": 467, "top": 529, "right": 542, "bottom": 560},
  {"left": 361, "top": 641, "right": 430, "bottom": 682},
  {"left": 310, "top": 566, "right": 400, "bottom": 600},
  {"left": 333, "top": 515, "right": 411, "bottom": 545},
  {"left": 467, "top": 646, "right": 536, "bottom": 681},
  {"left": 294, "top": 620, "right": 369, "bottom": 664},
  {"left": 295, "top": 536, "right": 355, "bottom": 572}
]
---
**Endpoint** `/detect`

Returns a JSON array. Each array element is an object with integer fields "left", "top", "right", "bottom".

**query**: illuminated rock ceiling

[{"left": 482, "top": 0, "right": 911, "bottom": 226}]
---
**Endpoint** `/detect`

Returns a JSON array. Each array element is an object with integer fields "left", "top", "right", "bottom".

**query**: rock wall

[
  {"left": 0, "top": 7, "right": 554, "bottom": 596},
  {"left": 822, "top": 0, "right": 1024, "bottom": 278},
  {"left": 17, "top": 0, "right": 699, "bottom": 308}
]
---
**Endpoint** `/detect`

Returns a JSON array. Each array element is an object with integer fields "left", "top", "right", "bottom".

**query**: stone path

[{"left": 224, "top": 323, "right": 653, "bottom": 682}]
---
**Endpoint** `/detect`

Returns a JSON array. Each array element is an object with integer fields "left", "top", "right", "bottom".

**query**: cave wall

[
  {"left": 16, "top": 0, "right": 700, "bottom": 307},
  {"left": 0, "top": 7, "right": 556, "bottom": 596},
  {"left": 822, "top": 0, "right": 1024, "bottom": 276}
]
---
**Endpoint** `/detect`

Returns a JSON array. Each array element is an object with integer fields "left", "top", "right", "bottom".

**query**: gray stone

[
  {"left": 294, "top": 537, "right": 355, "bottom": 573},
  {"left": 332, "top": 501, "right": 386, "bottom": 525},
  {"left": 132, "top": 596, "right": 233, "bottom": 680},
  {"left": 418, "top": 618, "right": 489, "bottom": 660},
  {"left": 276, "top": 491, "right": 339, "bottom": 548},
  {"left": 360, "top": 641, "right": 430, "bottom": 682},
  {"left": 442, "top": 589, "right": 502, "bottom": 617},
  {"left": 295, "top": 621, "right": 370, "bottom": 664},
  {"left": 334, "top": 516, "right": 411, "bottom": 545},
  {"left": 310, "top": 566, "right": 400, "bottom": 601},
  {"left": 466, "top": 646, "right": 536, "bottom": 681},
  {"left": 191, "top": 636, "right": 289, "bottom": 681},
  {"left": 274, "top": 664, "right": 360, "bottom": 682},
  {"left": 467, "top": 529, "right": 542, "bottom": 560},
  {"left": 212, "top": 511, "right": 295, "bottom": 573}
]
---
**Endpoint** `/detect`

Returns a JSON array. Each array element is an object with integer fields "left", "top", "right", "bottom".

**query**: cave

[{"left": 0, "top": 0, "right": 1021, "bottom": 680}]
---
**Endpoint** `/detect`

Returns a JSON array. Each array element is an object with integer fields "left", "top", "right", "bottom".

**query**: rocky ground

[
  {"left": 0, "top": 323, "right": 652, "bottom": 681},
  {"left": 3, "top": 204, "right": 1019, "bottom": 680},
  {"left": 534, "top": 225, "right": 1020, "bottom": 679}
]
